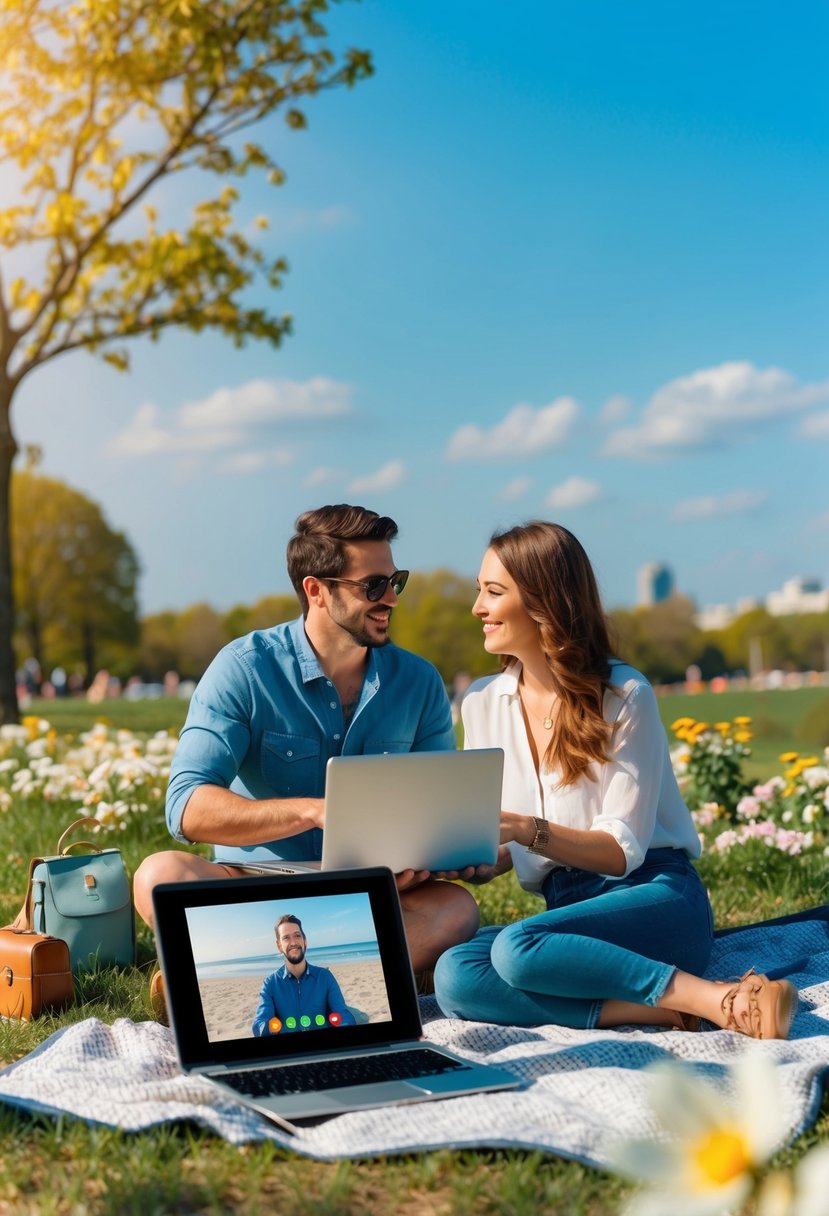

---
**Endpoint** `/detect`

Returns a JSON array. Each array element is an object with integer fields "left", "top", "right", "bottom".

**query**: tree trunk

[
  {"left": 82, "top": 619, "right": 96, "bottom": 687},
  {"left": 0, "top": 384, "right": 19, "bottom": 723}
]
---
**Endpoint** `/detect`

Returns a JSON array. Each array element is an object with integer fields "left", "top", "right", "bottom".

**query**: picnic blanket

[{"left": 2, "top": 909, "right": 829, "bottom": 1167}]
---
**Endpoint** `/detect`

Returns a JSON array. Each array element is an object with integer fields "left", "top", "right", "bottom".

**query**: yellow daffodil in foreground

[{"left": 615, "top": 1051, "right": 785, "bottom": 1216}]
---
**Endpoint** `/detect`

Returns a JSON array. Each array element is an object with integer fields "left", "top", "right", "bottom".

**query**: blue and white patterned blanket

[{"left": 1, "top": 914, "right": 828, "bottom": 1166}]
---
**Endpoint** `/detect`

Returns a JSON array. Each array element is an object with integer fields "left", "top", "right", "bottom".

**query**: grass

[
  {"left": 2, "top": 689, "right": 828, "bottom": 1213},
  {"left": 655, "top": 683, "right": 829, "bottom": 780}
]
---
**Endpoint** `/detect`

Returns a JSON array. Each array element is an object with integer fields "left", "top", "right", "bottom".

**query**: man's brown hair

[
  {"left": 287, "top": 504, "right": 399, "bottom": 614},
  {"left": 275, "top": 913, "right": 305, "bottom": 941}
]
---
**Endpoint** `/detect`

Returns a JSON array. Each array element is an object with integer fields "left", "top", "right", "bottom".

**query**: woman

[{"left": 434, "top": 522, "right": 797, "bottom": 1039}]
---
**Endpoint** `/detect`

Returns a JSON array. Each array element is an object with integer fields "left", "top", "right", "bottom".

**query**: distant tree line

[{"left": 12, "top": 470, "right": 828, "bottom": 690}]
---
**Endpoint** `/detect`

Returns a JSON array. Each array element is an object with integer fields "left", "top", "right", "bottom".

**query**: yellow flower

[
  {"left": 734, "top": 716, "right": 752, "bottom": 725},
  {"left": 734, "top": 730, "right": 753, "bottom": 744},
  {"left": 715, "top": 722, "right": 731, "bottom": 735},
  {"left": 779, "top": 752, "right": 799, "bottom": 764},
  {"left": 672, "top": 717, "right": 696, "bottom": 732}
]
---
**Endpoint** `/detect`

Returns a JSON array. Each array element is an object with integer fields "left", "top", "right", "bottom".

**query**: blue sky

[
  {"left": 185, "top": 893, "right": 376, "bottom": 964},
  {"left": 12, "top": 0, "right": 829, "bottom": 617}
]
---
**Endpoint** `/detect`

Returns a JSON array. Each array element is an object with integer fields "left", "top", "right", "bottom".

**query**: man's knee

[
  {"left": 133, "top": 850, "right": 212, "bottom": 928},
  {"left": 429, "top": 881, "right": 481, "bottom": 950}
]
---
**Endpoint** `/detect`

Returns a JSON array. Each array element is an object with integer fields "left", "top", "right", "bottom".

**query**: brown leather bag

[{"left": 0, "top": 927, "right": 73, "bottom": 1019}]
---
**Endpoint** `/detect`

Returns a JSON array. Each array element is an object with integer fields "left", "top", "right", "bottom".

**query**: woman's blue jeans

[{"left": 434, "top": 848, "right": 714, "bottom": 1029}]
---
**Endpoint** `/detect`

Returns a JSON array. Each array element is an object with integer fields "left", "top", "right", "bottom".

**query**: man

[
  {"left": 134, "top": 504, "right": 480, "bottom": 981},
  {"left": 251, "top": 914, "right": 356, "bottom": 1036}
]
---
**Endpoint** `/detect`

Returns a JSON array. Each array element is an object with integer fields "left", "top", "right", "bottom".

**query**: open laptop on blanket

[
  {"left": 152, "top": 868, "right": 520, "bottom": 1132},
  {"left": 242, "top": 747, "right": 504, "bottom": 876}
]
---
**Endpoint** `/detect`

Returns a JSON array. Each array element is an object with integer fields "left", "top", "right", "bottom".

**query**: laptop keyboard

[{"left": 221, "top": 1048, "right": 467, "bottom": 1097}]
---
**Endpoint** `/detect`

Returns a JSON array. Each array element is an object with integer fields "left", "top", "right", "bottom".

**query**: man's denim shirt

[
  {"left": 165, "top": 616, "right": 455, "bottom": 866},
  {"left": 251, "top": 962, "right": 357, "bottom": 1036}
]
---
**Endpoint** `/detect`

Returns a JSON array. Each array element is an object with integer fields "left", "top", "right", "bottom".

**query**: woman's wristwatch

[{"left": 526, "top": 816, "right": 550, "bottom": 855}]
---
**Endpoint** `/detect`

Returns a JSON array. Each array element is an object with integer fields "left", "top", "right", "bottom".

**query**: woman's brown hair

[{"left": 489, "top": 521, "right": 618, "bottom": 784}]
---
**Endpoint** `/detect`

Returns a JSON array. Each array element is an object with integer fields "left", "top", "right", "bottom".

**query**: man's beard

[{"left": 329, "top": 593, "right": 392, "bottom": 649}]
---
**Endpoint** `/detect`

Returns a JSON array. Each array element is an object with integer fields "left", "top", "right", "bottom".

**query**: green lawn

[
  {"left": 24, "top": 695, "right": 190, "bottom": 736},
  {"left": 656, "top": 683, "right": 829, "bottom": 779},
  {"left": 1, "top": 688, "right": 827, "bottom": 1213}
]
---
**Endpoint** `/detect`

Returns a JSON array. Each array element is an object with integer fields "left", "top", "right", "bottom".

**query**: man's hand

[{"left": 394, "top": 868, "right": 432, "bottom": 891}]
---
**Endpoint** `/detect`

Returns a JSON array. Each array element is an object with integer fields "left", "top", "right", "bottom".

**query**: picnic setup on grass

[{"left": 2, "top": 748, "right": 829, "bottom": 1216}]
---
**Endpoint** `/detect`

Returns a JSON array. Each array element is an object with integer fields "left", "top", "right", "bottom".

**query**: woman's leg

[
  {"left": 435, "top": 926, "right": 602, "bottom": 1027},
  {"left": 435, "top": 855, "right": 712, "bottom": 1029}
]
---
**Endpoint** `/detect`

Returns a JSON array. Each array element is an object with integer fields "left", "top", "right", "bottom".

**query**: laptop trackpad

[{"left": 327, "top": 1080, "right": 429, "bottom": 1107}]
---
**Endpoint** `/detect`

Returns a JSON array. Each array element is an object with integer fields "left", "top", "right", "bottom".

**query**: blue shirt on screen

[
  {"left": 165, "top": 615, "right": 455, "bottom": 866},
  {"left": 251, "top": 962, "right": 357, "bottom": 1035}
]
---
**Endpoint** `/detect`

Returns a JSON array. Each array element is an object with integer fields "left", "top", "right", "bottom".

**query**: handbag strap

[
  {"left": 8, "top": 856, "right": 46, "bottom": 932},
  {"left": 56, "top": 817, "right": 103, "bottom": 856}
]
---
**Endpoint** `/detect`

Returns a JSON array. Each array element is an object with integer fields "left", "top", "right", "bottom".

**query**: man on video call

[
  {"left": 251, "top": 914, "right": 356, "bottom": 1036},
  {"left": 134, "top": 504, "right": 480, "bottom": 987}
]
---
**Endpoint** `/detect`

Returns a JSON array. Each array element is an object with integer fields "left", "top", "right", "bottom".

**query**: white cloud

[
  {"left": 497, "top": 477, "right": 533, "bottom": 502},
  {"left": 280, "top": 204, "right": 353, "bottom": 234},
  {"left": 106, "top": 376, "right": 353, "bottom": 461},
  {"left": 179, "top": 377, "right": 351, "bottom": 431},
  {"left": 302, "top": 465, "right": 342, "bottom": 488},
  {"left": 798, "top": 410, "right": 829, "bottom": 440},
  {"left": 599, "top": 394, "right": 631, "bottom": 424},
  {"left": 602, "top": 361, "right": 829, "bottom": 459},
  {"left": 545, "top": 476, "right": 603, "bottom": 509},
  {"left": 218, "top": 448, "right": 295, "bottom": 475},
  {"left": 446, "top": 397, "right": 578, "bottom": 461},
  {"left": 106, "top": 402, "right": 238, "bottom": 456},
  {"left": 347, "top": 459, "right": 406, "bottom": 494},
  {"left": 671, "top": 489, "right": 768, "bottom": 521}
]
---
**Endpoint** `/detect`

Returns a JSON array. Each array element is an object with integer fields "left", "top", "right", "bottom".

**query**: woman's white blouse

[{"left": 461, "top": 660, "right": 701, "bottom": 892}]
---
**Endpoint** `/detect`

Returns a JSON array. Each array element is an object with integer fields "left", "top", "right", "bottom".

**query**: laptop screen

[
  {"left": 184, "top": 890, "right": 392, "bottom": 1043},
  {"left": 153, "top": 868, "right": 424, "bottom": 1068}
]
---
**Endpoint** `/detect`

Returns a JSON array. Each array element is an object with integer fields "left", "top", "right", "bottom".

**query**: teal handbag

[{"left": 15, "top": 817, "right": 135, "bottom": 972}]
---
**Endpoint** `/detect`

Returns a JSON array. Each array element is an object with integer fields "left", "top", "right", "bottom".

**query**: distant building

[
  {"left": 766, "top": 577, "right": 829, "bottom": 617},
  {"left": 637, "top": 562, "right": 675, "bottom": 606},
  {"left": 695, "top": 577, "right": 828, "bottom": 630}
]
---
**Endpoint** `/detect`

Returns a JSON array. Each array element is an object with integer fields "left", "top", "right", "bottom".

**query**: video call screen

[{"left": 184, "top": 892, "right": 393, "bottom": 1045}]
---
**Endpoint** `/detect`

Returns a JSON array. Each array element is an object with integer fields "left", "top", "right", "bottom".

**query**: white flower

[
  {"left": 616, "top": 1051, "right": 786, "bottom": 1216},
  {"left": 802, "top": 805, "right": 818, "bottom": 825},
  {"left": 803, "top": 766, "right": 829, "bottom": 791},
  {"left": 756, "top": 1144, "right": 829, "bottom": 1216}
]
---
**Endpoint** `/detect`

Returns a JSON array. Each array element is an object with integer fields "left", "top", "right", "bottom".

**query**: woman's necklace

[{"left": 520, "top": 679, "right": 556, "bottom": 730}]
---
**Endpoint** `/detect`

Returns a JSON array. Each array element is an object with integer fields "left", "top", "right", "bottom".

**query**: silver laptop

[
  {"left": 152, "top": 869, "right": 521, "bottom": 1132},
  {"left": 244, "top": 748, "right": 504, "bottom": 876}
]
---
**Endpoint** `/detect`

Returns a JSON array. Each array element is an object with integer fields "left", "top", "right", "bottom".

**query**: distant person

[
  {"left": 50, "top": 666, "right": 68, "bottom": 697},
  {"left": 251, "top": 914, "right": 356, "bottom": 1036},
  {"left": 434, "top": 521, "right": 797, "bottom": 1040},
  {"left": 134, "top": 504, "right": 479, "bottom": 996},
  {"left": 163, "top": 670, "right": 180, "bottom": 697},
  {"left": 86, "top": 669, "right": 109, "bottom": 704}
]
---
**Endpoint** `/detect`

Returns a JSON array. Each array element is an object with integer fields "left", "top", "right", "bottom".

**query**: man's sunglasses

[{"left": 318, "top": 570, "right": 410, "bottom": 602}]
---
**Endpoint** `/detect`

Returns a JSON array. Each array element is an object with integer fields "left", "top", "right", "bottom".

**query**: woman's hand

[
  {"left": 461, "top": 845, "right": 515, "bottom": 885},
  {"left": 432, "top": 845, "right": 514, "bottom": 884},
  {"left": 499, "top": 810, "right": 535, "bottom": 847}
]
